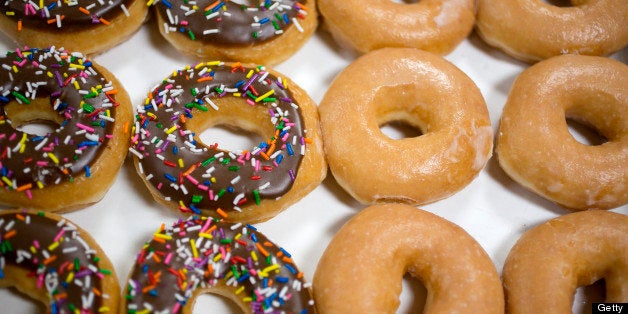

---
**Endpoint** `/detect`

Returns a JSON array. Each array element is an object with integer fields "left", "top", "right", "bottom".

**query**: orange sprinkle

[
  {"left": 4, "top": 229, "right": 17, "bottom": 239},
  {"left": 259, "top": 151, "right": 270, "bottom": 161},
  {"left": 216, "top": 208, "right": 228, "bottom": 218},
  {"left": 296, "top": 272, "right": 304, "bottom": 279},
  {"left": 105, "top": 89, "right": 118, "bottom": 95},
  {"left": 196, "top": 76, "right": 213, "bottom": 83},
  {"left": 53, "top": 293, "right": 67, "bottom": 300},
  {"left": 78, "top": 7, "right": 90, "bottom": 14},
  {"left": 16, "top": 214, "right": 26, "bottom": 221},
  {"left": 92, "top": 287, "right": 102, "bottom": 297},
  {"left": 152, "top": 237, "right": 166, "bottom": 244},
  {"left": 183, "top": 164, "right": 197, "bottom": 176},
  {"left": 203, "top": 0, "right": 221, "bottom": 11},
  {"left": 44, "top": 255, "right": 58, "bottom": 265},
  {"left": 124, "top": 121, "right": 130, "bottom": 134},
  {"left": 142, "top": 285, "right": 156, "bottom": 294},
  {"left": 17, "top": 20, "right": 22, "bottom": 31},
  {"left": 99, "top": 17, "right": 110, "bottom": 26},
  {"left": 16, "top": 183, "right": 32, "bottom": 192},
  {"left": 151, "top": 253, "right": 162, "bottom": 263},
  {"left": 255, "top": 243, "right": 269, "bottom": 257},
  {"left": 303, "top": 137, "right": 313, "bottom": 144}
]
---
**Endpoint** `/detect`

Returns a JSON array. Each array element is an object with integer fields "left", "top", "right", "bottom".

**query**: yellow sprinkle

[
  {"left": 207, "top": 61, "right": 221, "bottom": 66},
  {"left": 47, "top": 153, "right": 59, "bottom": 164},
  {"left": 2, "top": 177, "right": 13, "bottom": 188},
  {"left": 255, "top": 89, "right": 274, "bottom": 102},
  {"left": 233, "top": 92, "right": 241, "bottom": 97},
  {"left": 213, "top": 253, "right": 222, "bottom": 262},
  {"left": 245, "top": 70, "right": 254, "bottom": 79},
  {"left": 73, "top": 80, "right": 80, "bottom": 90},
  {"left": 146, "top": 0, "right": 154, "bottom": 5},
  {"left": 36, "top": 181, "right": 44, "bottom": 189},
  {"left": 69, "top": 63, "right": 85, "bottom": 70},
  {"left": 47, "top": 71, "right": 53, "bottom": 78},
  {"left": 199, "top": 232, "right": 213, "bottom": 239},
  {"left": 6, "top": 11, "right": 15, "bottom": 16},
  {"left": 250, "top": 251, "right": 258, "bottom": 262},
  {"left": 11, "top": 65, "right": 18, "bottom": 73},
  {"left": 30, "top": 246, "right": 37, "bottom": 254},
  {"left": 282, "top": 78, "right": 288, "bottom": 89},
  {"left": 165, "top": 125, "right": 178, "bottom": 134},
  {"left": 242, "top": 297, "right": 253, "bottom": 303},
  {"left": 178, "top": 158, "right": 184, "bottom": 168},
  {"left": 262, "top": 264, "right": 280, "bottom": 274},
  {"left": 48, "top": 241, "right": 60, "bottom": 251},
  {"left": 190, "top": 239, "right": 198, "bottom": 258},
  {"left": 235, "top": 286, "right": 245, "bottom": 295},
  {"left": 65, "top": 271, "right": 74, "bottom": 283},
  {"left": 153, "top": 233, "right": 172, "bottom": 240},
  {"left": 210, "top": 177, "right": 217, "bottom": 183},
  {"left": 98, "top": 307, "right": 111, "bottom": 313},
  {"left": 194, "top": 62, "right": 205, "bottom": 69}
]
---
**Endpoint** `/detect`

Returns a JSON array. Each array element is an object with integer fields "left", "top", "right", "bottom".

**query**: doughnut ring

[
  {"left": 496, "top": 54, "right": 627, "bottom": 210},
  {"left": 313, "top": 204, "right": 504, "bottom": 314},
  {"left": 319, "top": 48, "right": 493, "bottom": 205}
]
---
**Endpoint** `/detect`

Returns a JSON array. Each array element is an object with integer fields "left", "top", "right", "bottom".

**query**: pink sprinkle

[
  {"left": 197, "top": 184, "right": 208, "bottom": 191},
  {"left": 25, "top": 189, "right": 32, "bottom": 199},
  {"left": 164, "top": 252, "right": 173, "bottom": 265},
  {"left": 76, "top": 123, "right": 95, "bottom": 133},
  {"left": 54, "top": 228, "right": 66, "bottom": 242},
  {"left": 185, "top": 175, "right": 198, "bottom": 185}
]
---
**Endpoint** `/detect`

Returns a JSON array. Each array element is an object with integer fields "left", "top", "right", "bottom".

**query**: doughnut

[
  {"left": 0, "top": 0, "right": 148, "bottom": 55},
  {"left": 0, "top": 47, "right": 133, "bottom": 212},
  {"left": 151, "top": 0, "right": 317, "bottom": 65},
  {"left": 503, "top": 210, "right": 628, "bottom": 313},
  {"left": 319, "top": 48, "right": 492, "bottom": 205},
  {"left": 129, "top": 61, "right": 326, "bottom": 223},
  {"left": 476, "top": 0, "right": 628, "bottom": 63},
  {"left": 123, "top": 215, "right": 316, "bottom": 313},
  {"left": 313, "top": 204, "right": 504, "bottom": 313},
  {"left": 496, "top": 54, "right": 628, "bottom": 210},
  {"left": 317, "top": 0, "right": 476, "bottom": 55},
  {"left": 0, "top": 209, "right": 120, "bottom": 313}
]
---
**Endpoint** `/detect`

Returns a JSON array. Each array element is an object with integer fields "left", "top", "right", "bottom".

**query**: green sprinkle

[
  {"left": 228, "top": 166, "right": 239, "bottom": 171},
  {"left": 201, "top": 157, "right": 216, "bottom": 167},
  {"left": 11, "top": 91, "right": 30, "bottom": 104},
  {"left": 192, "top": 195, "right": 203, "bottom": 203},
  {"left": 253, "top": 190, "right": 261, "bottom": 205}
]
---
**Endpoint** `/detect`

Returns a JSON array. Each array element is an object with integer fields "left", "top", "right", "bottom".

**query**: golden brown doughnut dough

[
  {"left": 0, "top": 209, "right": 120, "bottom": 313},
  {"left": 319, "top": 48, "right": 493, "bottom": 205},
  {"left": 476, "top": 0, "right": 628, "bottom": 63},
  {"left": 314, "top": 204, "right": 504, "bottom": 314},
  {"left": 503, "top": 210, "right": 628, "bottom": 313},
  {"left": 0, "top": 47, "right": 133, "bottom": 212},
  {"left": 0, "top": 0, "right": 148, "bottom": 55},
  {"left": 496, "top": 54, "right": 627, "bottom": 210},
  {"left": 318, "top": 0, "right": 476, "bottom": 55}
]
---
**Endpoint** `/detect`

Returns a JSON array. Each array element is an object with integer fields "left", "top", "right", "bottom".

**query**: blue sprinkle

[
  {"left": 173, "top": 146, "right": 179, "bottom": 155},
  {"left": 227, "top": 186, "right": 234, "bottom": 193},
  {"left": 279, "top": 247, "right": 292, "bottom": 258},
  {"left": 286, "top": 143, "right": 294, "bottom": 156},
  {"left": 275, "top": 154, "right": 283, "bottom": 164},
  {"left": 164, "top": 173, "right": 177, "bottom": 182},
  {"left": 160, "top": 0, "right": 172, "bottom": 8},
  {"left": 189, "top": 204, "right": 201, "bottom": 214},
  {"left": 259, "top": 17, "right": 270, "bottom": 24},
  {"left": 276, "top": 276, "right": 289, "bottom": 283},
  {"left": 85, "top": 166, "right": 91, "bottom": 178},
  {"left": 246, "top": 224, "right": 257, "bottom": 231},
  {"left": 284, "top": 264, "right": 297, "bottom": 274}
]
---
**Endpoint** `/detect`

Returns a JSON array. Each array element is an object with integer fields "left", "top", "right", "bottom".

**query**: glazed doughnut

[
  {"left": 313, "top": 204, "right": 504, "bottom": 313},
  {"left": 503, "top": 210, "right": 628, "bottom": 313},
  {"left": 0, "top": 47, "right": 133, "bottom": 212},
  {"left": 129, "top": 61, "right": 326, "bottom": 223},
  {"left": 0, "top": 209, "right": 120, "bottom": 313},
  {"left": 319, "top": 48, "right": 492, "bottom": 205},
  {"left": 123, "top": 215, "right": 316, "bottom": 313},
  {"left": 0, "top": 0, "right": 148, "bottom": 55},
  {"left": 317, "top": 0, "right": 476, "bottom": 55},
  {"left": 151, "top": 0, "right": 317, "bottom": 65},
  {"left": 476, "top": 0, "right": 628, "bottom": 63},
  {"left": 496, "top": 54, "right": 628, "bottom": 210}
]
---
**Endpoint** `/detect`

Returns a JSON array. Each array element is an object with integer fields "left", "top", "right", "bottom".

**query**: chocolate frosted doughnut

[
  {"left": 123, "top": 215, "right": 316, "bottom": 313},
  {"left": 0, "top": 209, "right": 120, "bottom": 313},
  {"left": 0, "top": 47, "right": 132, "bottom": 212},
  {"left": 152, "top": 0, "right": 318, "bottom": 64},
  {"left": 129, "top": 61, "right": 326, "bottom": 223},
  {"left": 0, "top": 0, "right": 148, "bottom": 55}
]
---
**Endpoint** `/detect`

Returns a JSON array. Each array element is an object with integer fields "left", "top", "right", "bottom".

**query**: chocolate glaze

[
  {"left": 155, "top": 0, "right": 308, "bottom": 45},
  {"left": 0, "top": 47, "right": 118, "bottom": 189},
  {"left": 131, "top": 62, "right": 306, "bottom": 216},
  {"left": 125, "top": 216, "right": 316, "bottom": 313},
  {"left": 0, "top": 210, "right": 113, "bottom": 312},
  {"left": 0, "top": 0, "right": 134, "bottom": 28}
]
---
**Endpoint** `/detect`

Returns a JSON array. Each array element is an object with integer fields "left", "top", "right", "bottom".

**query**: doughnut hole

[
  {"left": 399, "top": 275, "right": 428, "bottom": 313},
  {"left": 191, "top": 290, "right": 244, "bottom": 313},
  {"left": 543, "top": 0, "right": 575, "bottom": 7},
  {"left": 3, "top": 99, "right": 63, "bottom": 136},
  {"left": 373, "top": 84, "right": 433, "bottom": 142},
  {"left": 563, "top": 89, "right": 623, "bottom": 146},
  {"left": 0, "top": 288, "right": 43, "bottom": 314},
  {"left": 184, "top": 96, "right": 275, "bottom": 154},
  {"left": 379, "top": 120, "right": 424, "bottom": 140},
  {"left": 573, "top": 279, "right": 606, "bottom": 314}
]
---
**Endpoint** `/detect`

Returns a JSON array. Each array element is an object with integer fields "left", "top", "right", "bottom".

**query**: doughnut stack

[{"left": 0, "top": 0, "right": 626, "bottom": 313}]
